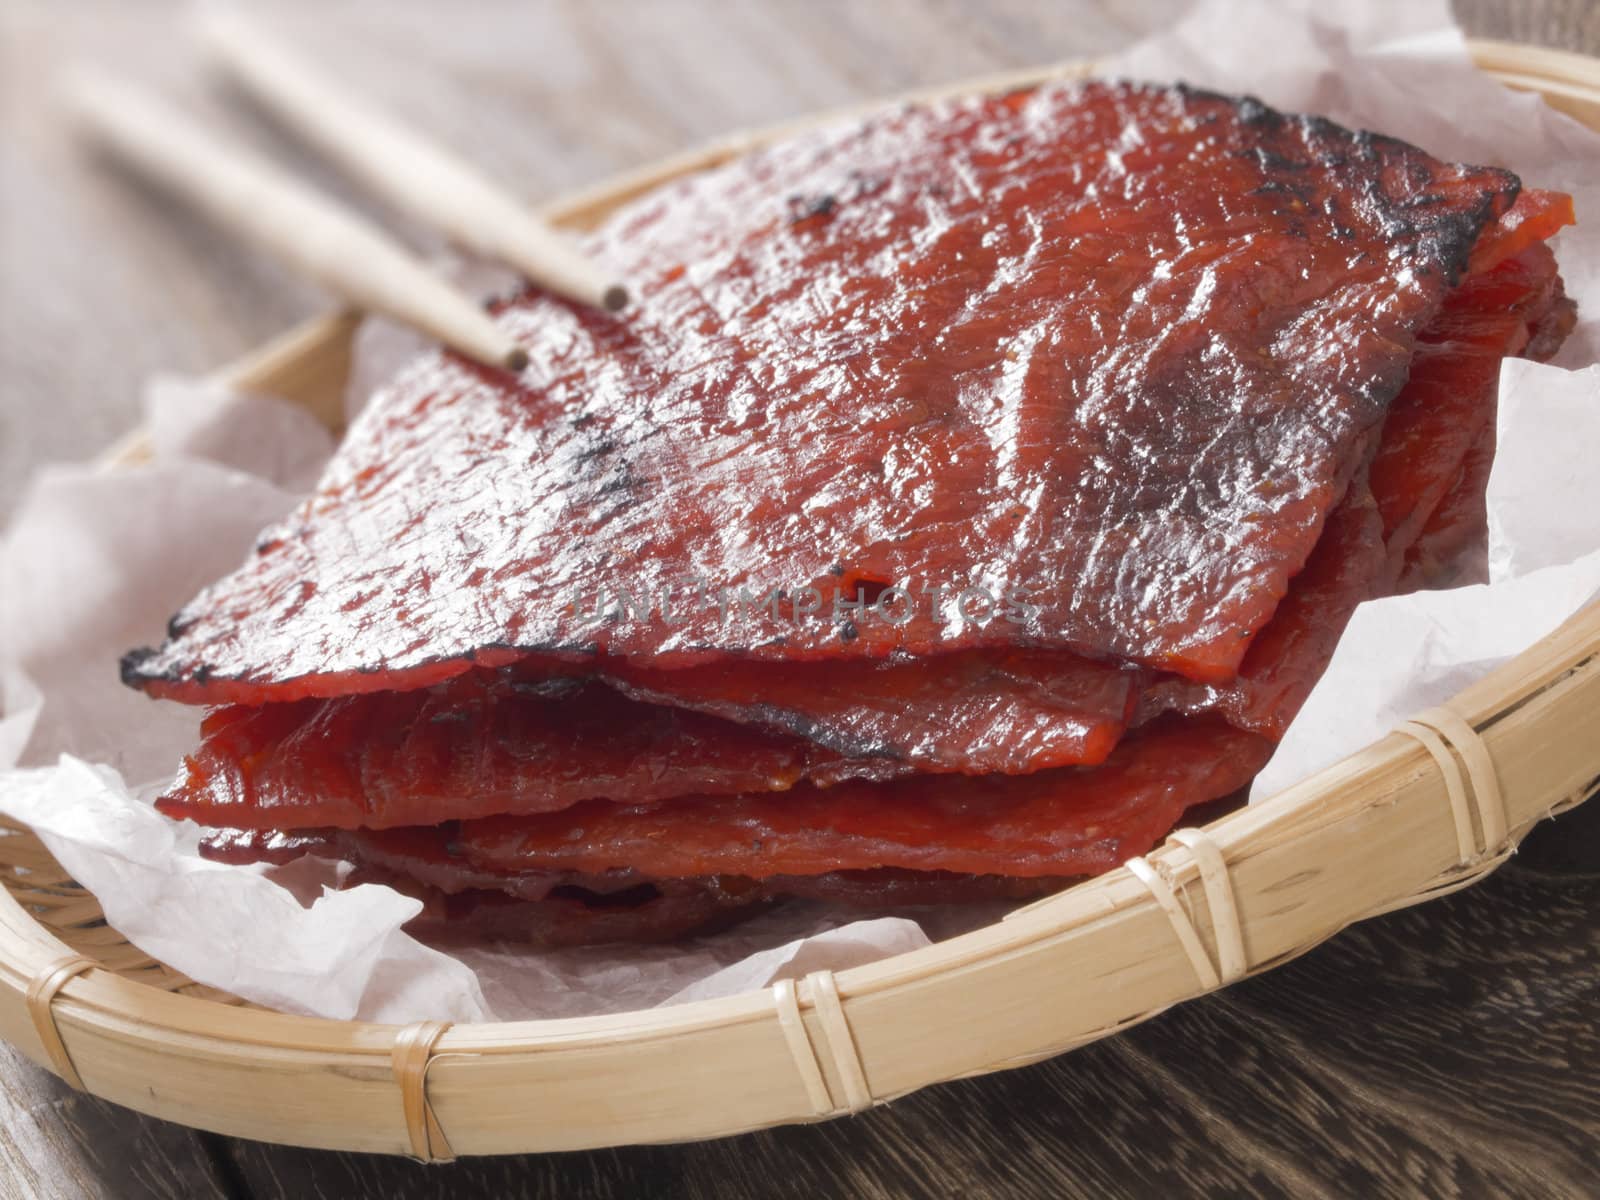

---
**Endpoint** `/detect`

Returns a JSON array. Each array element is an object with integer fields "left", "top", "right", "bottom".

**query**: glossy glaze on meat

[
  {"left": 157, "top": 645, "right": 1144, "bottom": 833},
  {"left": 136, "top": 83, "right": 1579, "bottom": 948},
  {"left": 1371, "top": 240, "right": 1570, "bottom": 587},
  {"left": 158, "top": 215, "right": 1572, "bottom": 839},
  {"left": 603, "top": 649, "right": 1141, "bottom": 772},
  {"left": 124, "top": 81, "right": 1521, "bottom": 705},
  {"left": 155, "top": 676, "right": 873, "bottom": 831},
  {"left": 1134, "top": 470, "right": 1386, "bottom": 739},
  {"left": 449, "top": 718, "right": 1271, "bottom": 880}
]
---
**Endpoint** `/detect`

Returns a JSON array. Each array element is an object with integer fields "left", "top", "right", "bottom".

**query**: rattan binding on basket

[
  {"left": 1398, "top": 704, "right": 1510, "bottom": 863},
  {"left": 1167, "top": 828, "right": 1247, "bottom": 981},
  {"left": 1125, "top": 828, "right": 1249, "bottom": 992},
  {"left": 772, "top": 977, "right": 834, "bottom": 1115},
  {"left": 25, "top": 953, "right": 96, "bottom": 1090},
  {"left": 392, "top": 1019, "right": 455, "bottom": 1162},
  {"left": 807, "top": 970, "right": 873, "bottom": 1113}
]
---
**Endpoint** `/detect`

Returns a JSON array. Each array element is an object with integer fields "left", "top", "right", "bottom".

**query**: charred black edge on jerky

[
  {"left": 609, "top": 680, "right": 906, "bottom": 763},
  {"left": 1170, "top": 82, "right": 1519, "bottom": 290},
  {"left": 121, "top": 80, "right": 1524, "bottom": 700}
]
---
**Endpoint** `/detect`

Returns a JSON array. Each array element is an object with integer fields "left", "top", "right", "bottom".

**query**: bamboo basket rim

[{"left": 2, "top": 39, "right": 1598, "bottom": 1159}]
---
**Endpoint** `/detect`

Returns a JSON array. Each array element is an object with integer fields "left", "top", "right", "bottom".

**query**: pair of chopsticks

[{"left": 68, "top": 9, "right": 628, "bottom": 376}]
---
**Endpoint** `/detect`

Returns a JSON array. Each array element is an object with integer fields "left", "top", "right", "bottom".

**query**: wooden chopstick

[
  {"left": 199, "top": 8, "right": 629, "bottom": 313},
  {"left": 67, "top": 70, "right": 530, "bottom": 375}
]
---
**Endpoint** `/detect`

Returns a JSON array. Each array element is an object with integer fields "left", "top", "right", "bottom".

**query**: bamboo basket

[{"left": 2, "top": 40, "right": 1598, "bottom": 1160}]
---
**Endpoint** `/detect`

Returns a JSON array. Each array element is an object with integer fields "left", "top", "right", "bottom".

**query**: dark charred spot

[
  {"left": 1244, "top": 145, "right": 1311, "bottom": 174},
  {"left": 1235, "top": 95, "right": 1274, "bottom": 126},
  {"left": 846, "top": 169, "right": 889, "bottom": 199},
  {"left": 594, "top": 468, "right": 638, "bottom": 498},
  {"left": 508, "top": 674, "right": 585, "bottom": 700},
  {"left": 787, "top": 192, "right": 838, "bottom": 225},
  {"left": 573, "top": 437, "right": 619, "bottom": 463},
  {"left": 746, "top": 701, "right": 902, "bottom": 762},
  {"left": 280, "top": 579, "right": 318, "bottom": 621},
  {"left": 118, "top": 646, "right": 159, "bottom": 687}
]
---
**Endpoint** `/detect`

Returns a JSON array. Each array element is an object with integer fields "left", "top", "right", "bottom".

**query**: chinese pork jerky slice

[
  {"left": 1370, "top": 239, "right": 1571, "bottom": 589},
  {"left": 155, "top": 675, "right": 878, "bottom": 831},
  {"left": 150, "top": 232, "right": 1573, "bottom": 831},
  {"left": 1393, "top": 247, "right": 1577, "bottom": 593},
  {"left": 602, "top": 649, "right": 1141, "bottom": 774},
  {"left": 1135, "top": 470, "right": 1385, "bottom": 739},
  {"left": 200, "top": 827, "right": 780, "bottom": 948},
  {"left": 1466, "top": 188, "right": 1575, "bottom": 275},
  {"left": 1135, "top": 238, "right": 1574, "bottom": 735},
  {"left": 155, "top": 646, "right": 1144, "bottom": 831},
  {"left": 203, "top": 826, "right": 1069, "bottom": 906},
  {"left": 452, "top": 717, "right": 1272, "bottom": 881},
  {"left": 356, "top": 866, "right": 1067, "bottom": 947},
  {"left": 199, "top": 827, "right": 1067, "bottom": 945},
  {"left": 345, "top": 866, "right": 1068, "bottom": 947},
  {"left": 125, "top": 80, "right": 1520, "bottom": 706}
]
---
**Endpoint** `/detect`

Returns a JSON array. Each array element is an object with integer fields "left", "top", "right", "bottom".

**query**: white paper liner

[{"left": 1, "top": 0, "right": 1596, "bottom": 1022}]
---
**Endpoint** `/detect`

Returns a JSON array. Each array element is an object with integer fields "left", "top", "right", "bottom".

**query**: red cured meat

[
  {"left": 451, "top": 718, "right": 1272, "bottom": 881},
  {"left": 378, "top": 867, "right": 1067, "bottom": 946},
  {"left": 198, "top": 826, "right": 1068, "bottom": 945},
  {"left": 1379, "top": 241, "right": 1572, "bottom": 593},
  {"left": 1466, "top": 188, "right": 1575, "bottom": 274},
  {"left": 1135, "top": 472, "right": 1385, "bottom": 739},
  {"left": 621, "top": 234, "right": 1571, "bottom": 750},
  {"left": 202, "top": 825, "right": 1068, "bottom": 906},
  {"left": 155, "top": 676, "right": 876, "bottom": 831},
  {"left": 372, "top": 868, "right": 1069, "bottom": 947},
  {"left": 1396, "top": 430, "right": 1496, "bottom": 593},
  {"left": 200, "top": 825, "right": 668, "bottom": 900},
  {"left": 602, "top": 649, "right": 1140, "bottom": 773},
  {"left": 124, "top": 82, "right": 1520, "bottom": 706},
  {"left": 155, "top": 645, "right": 1145, "bottom": 830},
  {"left": 199, "top": 827, "right": 764, "bottom": 945},
  {"left": 1394, "top": 250, "right": 1577, "bottom": 593},
  {"left": 1138, "top": 239, "right": 1573, "bottom": 734},
  {"left": 1370, "top": 242, "right": 1566, "bottom": 581}
]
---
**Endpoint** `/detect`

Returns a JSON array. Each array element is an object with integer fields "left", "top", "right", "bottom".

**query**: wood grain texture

[
  {"left": 0, "top": 1, "right": 1595, "bottom": 1197},
  {"left": 0, "top": 1040, "right": 227, "bottom": 1200}
]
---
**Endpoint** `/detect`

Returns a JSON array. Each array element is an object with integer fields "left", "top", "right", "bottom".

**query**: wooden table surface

[{"left": 2, "top": 2, "right": 1596, "bottom": 1197}]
